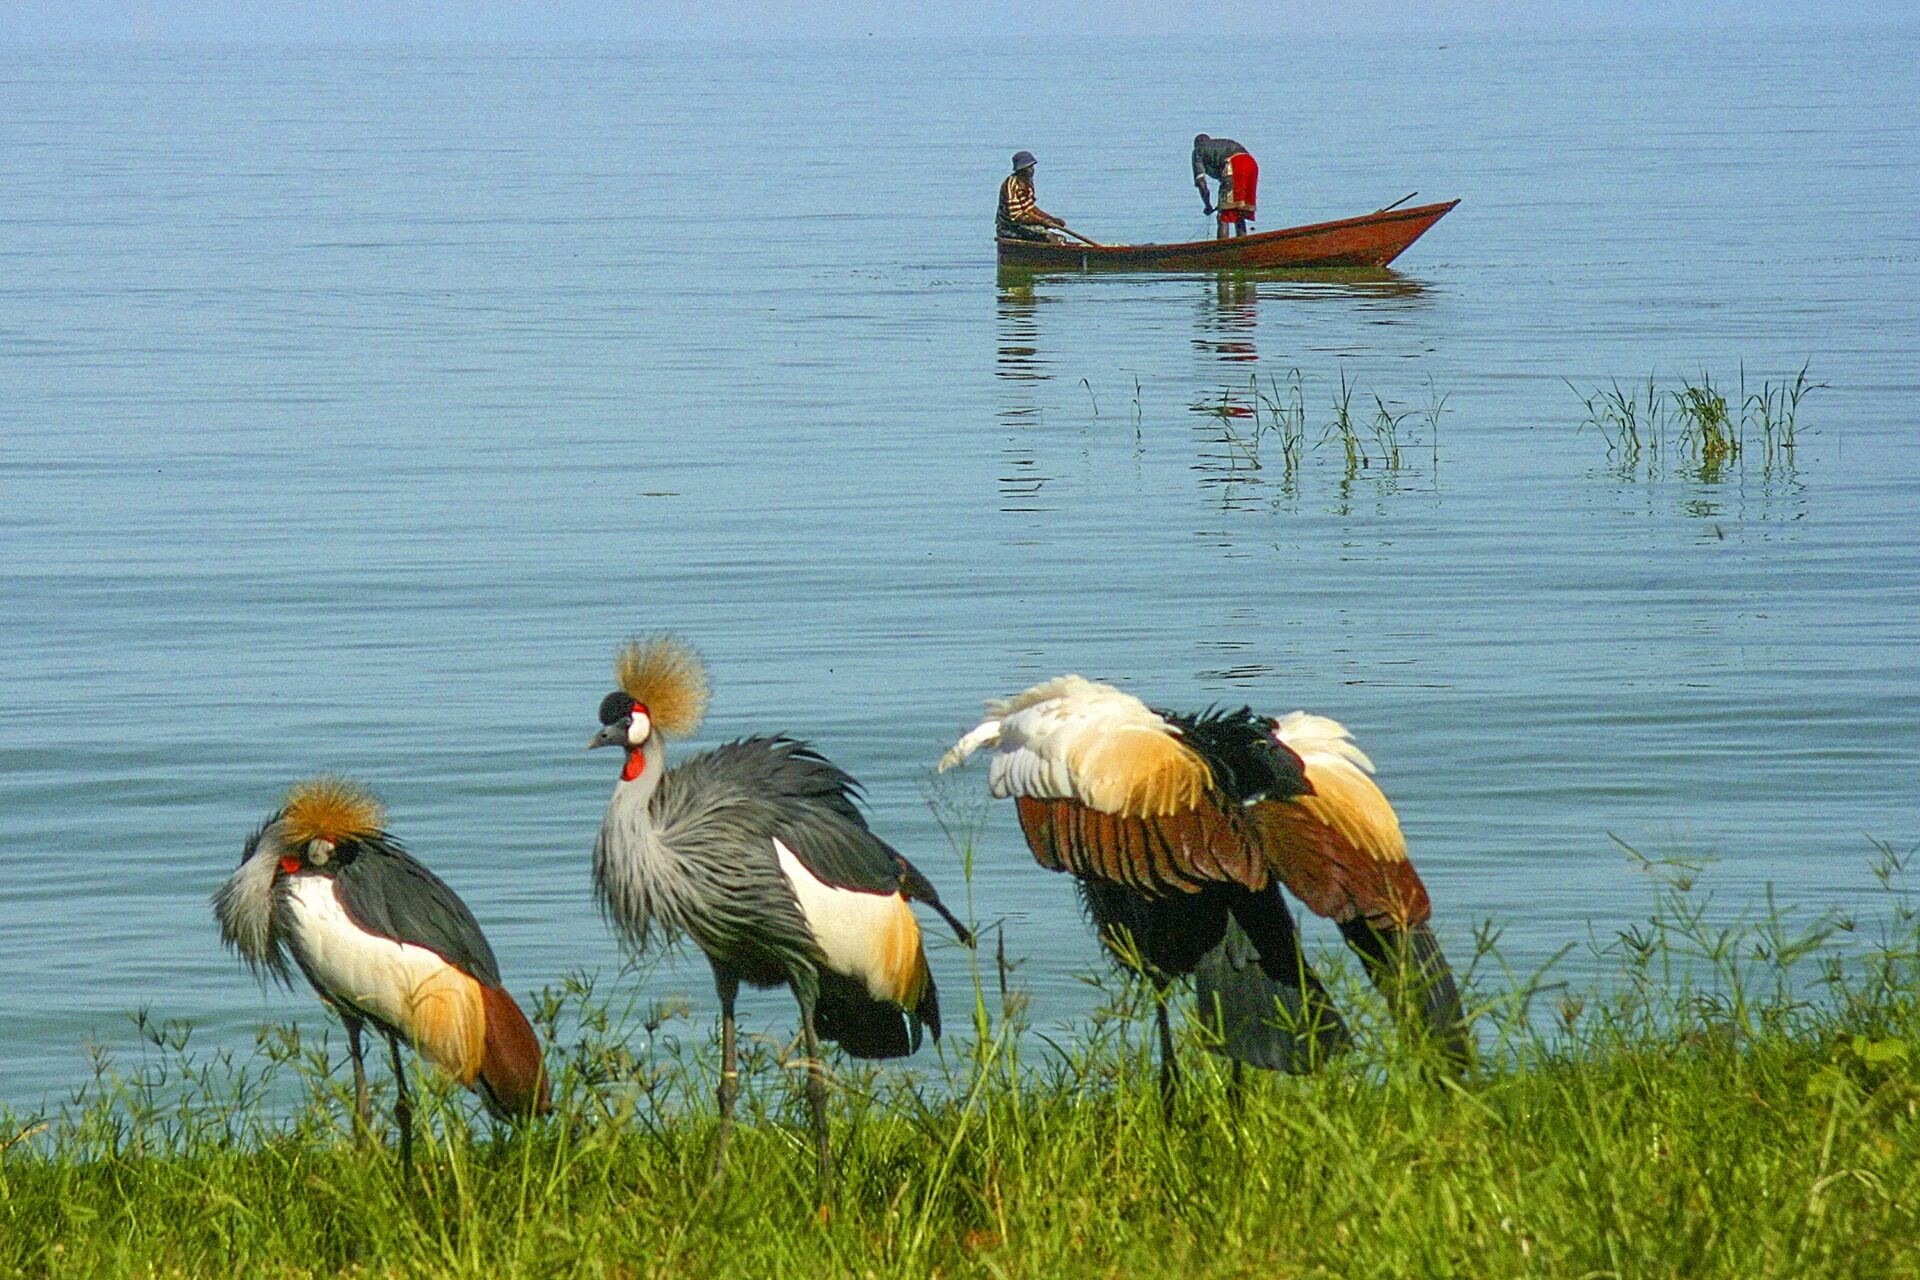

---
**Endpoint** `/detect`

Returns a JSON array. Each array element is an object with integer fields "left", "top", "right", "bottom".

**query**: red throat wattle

[
  {"left": 278, "top": 855, "right": 301, "bottom": 875},
  {"left": 622, "top": 747, "right": 646, "bottom": 782}
]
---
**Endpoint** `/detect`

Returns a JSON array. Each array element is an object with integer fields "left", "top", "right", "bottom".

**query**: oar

[
  {"left": 1375, "top": 191, "right": 1419, "bottom": 214},
  {"left": 1055, "top": 224, "right": 1108, "bottom": 248}
]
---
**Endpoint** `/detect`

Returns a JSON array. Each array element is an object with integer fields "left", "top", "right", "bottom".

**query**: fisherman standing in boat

[
  {"left": 1192, "top": 134, "right": 1258, "bottom": 239},
  {"left": 997, "top": 151, "right": 1067, "bottom": 243}
]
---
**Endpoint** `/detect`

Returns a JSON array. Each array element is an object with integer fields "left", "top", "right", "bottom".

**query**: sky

[{"left": 2, "top": 0, "right": 1909, "bottom": 42}]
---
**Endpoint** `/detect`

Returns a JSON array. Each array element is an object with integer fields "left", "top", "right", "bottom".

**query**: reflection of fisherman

[
  {"left": 1192, "top": 133, "right": 1259, "bottom": 240},
  {"left": 997, "top": 151, "right": 1067, "bottom": 243}
]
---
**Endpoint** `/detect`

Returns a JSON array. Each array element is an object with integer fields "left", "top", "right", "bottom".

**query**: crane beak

[{"left": 588, "top": 719, "right": 627, "bottom": 750}]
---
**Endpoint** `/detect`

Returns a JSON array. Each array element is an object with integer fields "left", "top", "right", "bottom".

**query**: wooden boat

[{"left": 996, "top": 199, "right": 1459, "bottom": 271}]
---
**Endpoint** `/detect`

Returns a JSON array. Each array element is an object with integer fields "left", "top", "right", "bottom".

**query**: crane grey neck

[{"left": 593, "top": 741, "right": 698, "bottom": 952}]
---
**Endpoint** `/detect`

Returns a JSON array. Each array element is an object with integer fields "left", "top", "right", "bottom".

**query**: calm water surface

[{"left": 3, "top": 32, "right": 1918, "bottom": 1112}]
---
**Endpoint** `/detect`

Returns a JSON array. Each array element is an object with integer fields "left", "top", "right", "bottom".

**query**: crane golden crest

[
  {"left": 614, "top": 633, "right": 711, "bottom": 738},
  {"left": 281, "top": 775, "right": 385, "bottom": 847}
]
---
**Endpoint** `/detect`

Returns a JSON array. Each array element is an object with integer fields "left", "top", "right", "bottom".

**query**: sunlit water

[{"left": 3, "top": 31, "right": 1917, "bottom": 1113}]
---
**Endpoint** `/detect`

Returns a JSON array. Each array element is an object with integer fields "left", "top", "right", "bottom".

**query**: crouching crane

[
  {"left": 940, "top": 676, "right": 1467, "bottom": 1095},
  {"left": 213, "top": 777, "right": 550, "bottom": 1167},
  {"left": 587, "top": 635, "right": 971, "bottom": 1205}
]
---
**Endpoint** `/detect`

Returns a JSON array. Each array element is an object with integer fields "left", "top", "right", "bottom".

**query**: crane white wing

[
  {"left": 945, "top": 675, "right": 1211, "bottom": 819},
  {"left": 1268, "top": 711, "right": 1407, "bottom": 864},
  {"left": 283, "top": 875, "right": 488, "bottom": 1083}
]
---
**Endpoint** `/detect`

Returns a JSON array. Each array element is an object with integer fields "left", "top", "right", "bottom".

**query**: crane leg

[
  {"left": 387, "top": 1033, "right": 414, "bottom": 1174},
  {"left": 711, "top": 968, "right": 741, "bottom": 1180},
  {"left": 1154, "top": 997, "right": 1179, "bottom": 1115},
  {"left": 793, "top": 984, "right": 835, "bottom": 1209},
  {"left": 344, "top": 1015, "right": 371, "bottom": 1146}
]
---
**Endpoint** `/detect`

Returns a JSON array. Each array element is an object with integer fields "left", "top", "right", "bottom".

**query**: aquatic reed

[
  {"left": 1423, "top": 375, "right": 1450, "bottom": 475},
  {"left": 1572, "top": 364, "right": 1820, "bottom": 480},
  {"left": 1190, "top": 367, "right": 1441, "bottom": 493},
  {"left": 1253, "top": 369, "right": 1307, "bottom": 476},
  {"left": 1368, "top": 391, "right": 1411, "bottom": 472},
  {"left": 1323, "top": 366, "right": 1365, "bottom": 473}
]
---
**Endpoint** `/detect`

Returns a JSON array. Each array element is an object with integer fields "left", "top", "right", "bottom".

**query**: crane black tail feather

[
  {"left": 813, "top": 969, "right": 938, "bottom": 1060},
  {"left": 892, "top": 853, "right": 976, "bottom": 947},
  {"left": 1338, "top": 918, "right": 1472, "bottom": 1071}
]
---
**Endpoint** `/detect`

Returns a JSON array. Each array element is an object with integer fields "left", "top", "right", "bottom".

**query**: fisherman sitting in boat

[
  {"left": 1192, "top": 133, "right": 1258, "bottom": 240},
  {"left": 997, "top": 151, "right": 1068, "bottom": 243}
]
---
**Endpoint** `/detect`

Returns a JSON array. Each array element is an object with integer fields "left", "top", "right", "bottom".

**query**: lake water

[{"left": 3, "top": 31, "right": 1917, "bottom": 1114}]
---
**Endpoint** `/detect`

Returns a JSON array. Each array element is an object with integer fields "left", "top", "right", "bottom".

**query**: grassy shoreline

[{"left": 7, "top": 847, "right": 1920, "bottom": 1278}]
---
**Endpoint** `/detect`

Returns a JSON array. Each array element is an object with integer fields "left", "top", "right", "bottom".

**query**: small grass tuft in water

[
  {"left": 1188, "top": 367, "right": 1442, "bottom": 496},
  {"left": 1323, "top": 366, "right": 1365, "bottom": 473}
]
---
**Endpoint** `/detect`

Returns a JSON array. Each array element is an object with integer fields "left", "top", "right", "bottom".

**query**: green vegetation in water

[
  {"left": 6, "top": 838, "right": 1920, "bottom": 1279},
  {"left": 1196, "top": 367, "right": 1440, "bottom": 490},
  {"left": 1570, "top": 363, "right": 1822, "bottom": 481}
]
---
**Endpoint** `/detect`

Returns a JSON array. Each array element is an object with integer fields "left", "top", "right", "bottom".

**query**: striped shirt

[{"left": 997, "top": 172, "right": 1056, "bottom": 235}]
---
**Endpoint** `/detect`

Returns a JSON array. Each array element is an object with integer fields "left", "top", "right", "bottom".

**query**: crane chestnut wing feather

[
  {"left": 1015, "top": 795, "right": 1269, "bottom": 893},
  {"left": 951, "top": 681, "right": 1303, "bottom": 895},
  {"left": 330, "top": 840, "right": 505, "bottom": 986},
  {"left": 1254, "top": 735, "right": 1430, "bottom": 928}
]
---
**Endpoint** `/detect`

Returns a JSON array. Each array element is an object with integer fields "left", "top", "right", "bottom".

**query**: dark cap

[
  {"left": 1011, "top": 150, "right": 1037, "bottom": 172},
  {"left": 1194, "top": 133, "right": 1210, "bottom": 147}
]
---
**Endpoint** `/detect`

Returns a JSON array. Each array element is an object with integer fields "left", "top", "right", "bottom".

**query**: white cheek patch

[{"left": 628, "top": 711, "right": 653, "bottom": 745}]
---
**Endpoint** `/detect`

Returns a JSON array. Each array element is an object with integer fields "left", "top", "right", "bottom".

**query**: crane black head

[
  {"left": 589, "top": 689, "right": 658, "bottom": 785},
  {"left": 590, "top": 691, "right": 652, "bottom": 745},
  {"left": 1158, "top": 705, "right": 1311, "bottom": 804},
  {"left": 590, "top": 634, "right": 709, "bottom": 780}
]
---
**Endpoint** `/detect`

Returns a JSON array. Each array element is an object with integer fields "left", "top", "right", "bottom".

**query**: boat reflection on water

[
  {"left": 997, "top": 263, "right": 1426, "bottom": 299},
  {"left": 1191, "top": 268, "right": 1429, "bottom": 365},
  {"left": 994, "top": 273, "right": 1049, "bottom": 382},
  {"left": 996, "top": 264, "right": 1429, "bottom": 376},
  {"left": 1199, "top": 271, "right": 1259, "bottom": 364},
  {"left": 990, "top": 265, "right": 1435, "bottom": 511},
  {"left": 992, "top": 273, "right": 1055, "bottom": 511}
]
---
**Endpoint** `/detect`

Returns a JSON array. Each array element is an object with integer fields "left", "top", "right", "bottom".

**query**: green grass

[{"left": 6, "top": 840, "right": 1920, "bottom": 1278}]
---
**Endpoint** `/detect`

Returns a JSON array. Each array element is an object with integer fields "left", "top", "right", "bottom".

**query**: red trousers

[{"left": 1219, "top": 152, "right": 1259, "bottom": 224}]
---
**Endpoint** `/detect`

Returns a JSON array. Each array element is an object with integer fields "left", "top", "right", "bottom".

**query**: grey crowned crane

[
  {"left": 940, "top": 676, "right": 1467, "bottom": 1096},
  {"left": 213, "top": 777, "right": 550, "bottom": 1168},
  {"left": 587, "top": 635, "right": 971, "bottom": 1204}
]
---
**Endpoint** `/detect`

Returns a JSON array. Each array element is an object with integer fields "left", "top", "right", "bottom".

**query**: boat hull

[{"left": 996, "top": 200, "right": 1459, "bottom": 271}]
